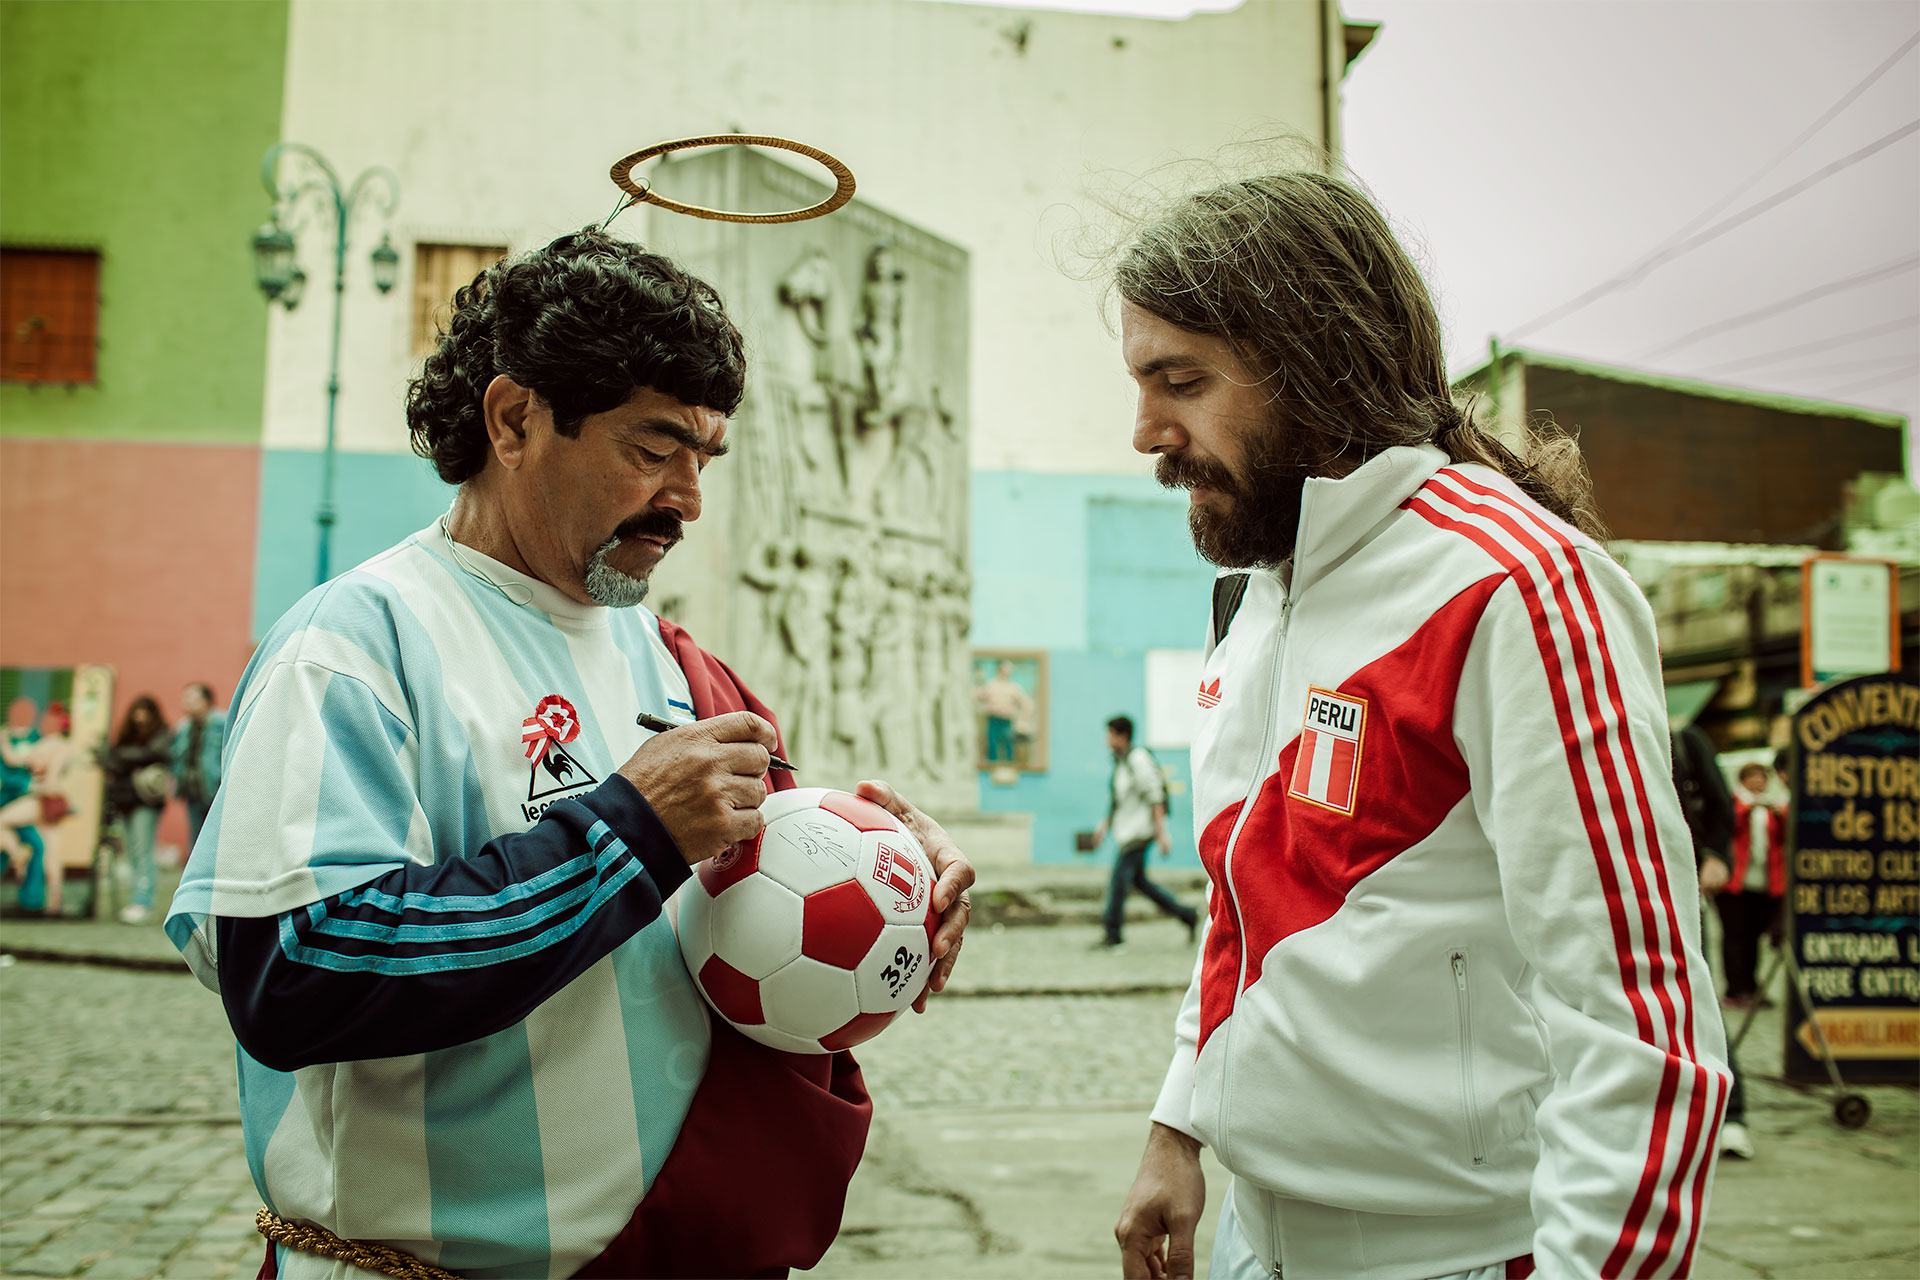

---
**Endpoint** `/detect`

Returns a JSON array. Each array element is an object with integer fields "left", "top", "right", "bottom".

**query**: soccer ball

[{"left": 676, "top": 787, "right": 941, "bottom": 1054}]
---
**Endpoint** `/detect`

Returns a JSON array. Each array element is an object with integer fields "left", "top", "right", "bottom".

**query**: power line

[
  {"left": 1809, "top": 362, "right": 1920, "bottom": 397},
  {"left": 1694, "top": 315, "right": 1920, "bottom": 375},
  {"left": 1508, "top": 31, "right": 1920, "bottom": 340},
  {"left": 1514, "top": 119, "right": 1919, "bottom": 340},
  {"left": 1634, "top": 254, "right": 1920, "bottom": 360},
  {"left": 1648, "top": 31, "right": 1920, "bottom": 249},
  {"left": 1738, "top": 351, "right": 1920, "bottom": 381}
]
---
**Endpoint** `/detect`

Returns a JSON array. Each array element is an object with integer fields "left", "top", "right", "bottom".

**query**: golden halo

[{"left": 608, "top": 134, "right": 856, "bottom": 225}]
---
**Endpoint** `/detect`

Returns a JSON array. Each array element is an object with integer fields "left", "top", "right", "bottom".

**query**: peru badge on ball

[{"left": 676, "top": 788, "right": 941, "bottom": 1054}]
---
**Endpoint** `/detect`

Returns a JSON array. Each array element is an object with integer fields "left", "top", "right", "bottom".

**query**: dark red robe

[{"left": 577, "top": 619, "right": 872, "bottom": 1278}]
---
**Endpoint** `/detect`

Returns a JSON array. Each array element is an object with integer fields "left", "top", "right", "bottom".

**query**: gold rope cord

[
  {"left": 607, "top": 133, "right": 856, "bottom": 224},
  {"left": 256, "top": 1207, "right": 463, "bottom": 1280}
]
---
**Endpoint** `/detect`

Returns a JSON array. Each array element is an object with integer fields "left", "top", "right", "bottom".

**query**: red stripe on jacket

[
  {"left": 1429, "top": 472, "right": 1716, "bottom": 1277},
  {"left": 1409, "top": 473, "right": 1715, "bottom": 1277},
  {"left": 1195, "top": 574, "right": 1503, "bottom": 1052}
]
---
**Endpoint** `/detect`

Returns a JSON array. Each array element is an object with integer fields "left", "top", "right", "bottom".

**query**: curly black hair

[{"left": 406, "top": 228, "right": 746, "bottom": 484}]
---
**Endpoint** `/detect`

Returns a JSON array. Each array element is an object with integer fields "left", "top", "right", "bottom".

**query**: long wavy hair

[
  {"left": 116, "top": 695, "right": 165, "bottom": 746},
  {"left": 1112, "top": 168, "right": 1605, "bottom": 538}
]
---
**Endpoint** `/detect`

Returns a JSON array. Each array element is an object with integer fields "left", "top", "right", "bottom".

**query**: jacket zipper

[
  {"left": 1263, "top": 1186, "right": 1284, "bottom": 1278},
  {"left": 1214, "top": 589, "right": 1292, "bottom": 1168},
  {"left": 1451, "top": 949, "right": 1488, "bottom": 1166}
]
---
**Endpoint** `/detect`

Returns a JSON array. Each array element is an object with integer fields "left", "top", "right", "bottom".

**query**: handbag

[{"left": 132, "top": 763, "right": 171, "bottom": 805}]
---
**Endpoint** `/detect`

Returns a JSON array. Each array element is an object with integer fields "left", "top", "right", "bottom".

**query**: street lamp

[{"left": 250, "top": 142, "right": 400, "bottom": 585}]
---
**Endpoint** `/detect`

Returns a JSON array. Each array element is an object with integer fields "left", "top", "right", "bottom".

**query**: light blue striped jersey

[{"left": 166, "top": 522, "right": 711, "bottom": 1279}]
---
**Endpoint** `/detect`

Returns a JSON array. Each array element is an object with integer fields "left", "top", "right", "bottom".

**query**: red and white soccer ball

[{"left": 676, "top": 787, "right": 941, "bottom": 1054}]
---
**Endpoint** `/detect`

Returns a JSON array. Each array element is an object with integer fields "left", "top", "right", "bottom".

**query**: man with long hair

[
  {"left": 166, "top": 229, "right": 973, "bottom": 1279},
  {"left": 1110, "top": 171, "right": 1729, "bottom": 1279}
]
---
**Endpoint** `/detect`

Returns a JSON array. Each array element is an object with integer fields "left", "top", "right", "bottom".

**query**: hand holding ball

[{"left": 677, "top": 788, "right": 940, "bottom": 1053}]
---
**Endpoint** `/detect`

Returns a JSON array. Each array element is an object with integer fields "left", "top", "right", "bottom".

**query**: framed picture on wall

[{"left": 970, "top": 649, "right": 1047, "bottom": 773}]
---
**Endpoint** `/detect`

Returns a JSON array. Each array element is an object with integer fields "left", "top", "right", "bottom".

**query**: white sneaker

[
  {"left": 117, "top": 904, "right": 149, "bottom": 925},
  {"left": 1719, "top": 1121, "right": 1755, "bottom": 1159}
]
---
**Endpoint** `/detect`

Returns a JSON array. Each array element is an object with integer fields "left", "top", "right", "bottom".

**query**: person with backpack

[{"left": 1093, "top": 714, "right": 1198, "bottom": 948}]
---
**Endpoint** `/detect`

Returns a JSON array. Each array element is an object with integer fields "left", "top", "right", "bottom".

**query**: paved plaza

[{"left": 1, "top": 879, "right": 1915, "bottom": 1279}]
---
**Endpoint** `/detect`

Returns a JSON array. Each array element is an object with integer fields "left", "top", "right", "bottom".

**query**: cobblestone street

[{"left": 2, "top": 906, "right": 1916, "bottom": 1279}]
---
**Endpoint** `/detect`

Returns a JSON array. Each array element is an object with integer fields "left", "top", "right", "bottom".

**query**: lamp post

[{"left": 250, "top": 142, "right": 400, "bottom": 585}]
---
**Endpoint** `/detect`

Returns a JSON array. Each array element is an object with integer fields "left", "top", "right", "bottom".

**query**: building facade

[
  {"left": 1455, "top": 344, "right": 1917, "bottom": 752},
  {"left": 4, "top": 0, "right": 1366, "bottom": 864},
  {"left": 1, "top": 0, "right": 290, "bottom": 851}
]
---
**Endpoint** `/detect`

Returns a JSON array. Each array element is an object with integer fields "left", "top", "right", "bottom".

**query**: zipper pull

[{"left": 1451, "top": 952, "right": 1467, "bottom": 989}]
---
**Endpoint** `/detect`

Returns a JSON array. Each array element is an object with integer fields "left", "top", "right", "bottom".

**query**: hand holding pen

[
  {"left": 636, "top": 712, "right": 795, "bottom": 771},
  {"left": 617, "top": 711, "right": 788, "bottom": 863}
]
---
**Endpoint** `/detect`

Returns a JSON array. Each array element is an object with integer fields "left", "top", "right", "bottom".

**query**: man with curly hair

[
  {"left": 167, "top": 229, "right": 974, "bottom": 1279},
  {"left": 1108, "top": 172, "right": 1729, "bottom": 1280}
]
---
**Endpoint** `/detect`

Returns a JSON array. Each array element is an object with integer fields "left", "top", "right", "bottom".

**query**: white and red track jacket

[{"left": 1151, "top": 445, "right": 1730, "bottom": 1279}]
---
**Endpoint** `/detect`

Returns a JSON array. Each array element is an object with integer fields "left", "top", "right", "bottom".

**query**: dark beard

[{"left": 1155, "top": 429, "right": 1310, "bottom": 569}]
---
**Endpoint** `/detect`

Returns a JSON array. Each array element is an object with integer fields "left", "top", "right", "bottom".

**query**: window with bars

[
  {"left": 412, "top": 243, "right": 508, "bottom": 357},
  {"left": 1, "top": 248, "right": 101, "bottom": 384}
]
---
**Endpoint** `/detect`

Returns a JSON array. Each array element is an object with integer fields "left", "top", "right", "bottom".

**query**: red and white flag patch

[{"left": 1288, "top": 687, "right": 1367, "bottom": 815}]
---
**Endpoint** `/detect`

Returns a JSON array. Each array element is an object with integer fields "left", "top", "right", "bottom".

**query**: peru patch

[{"left": 1288, "top": 687, "right": 1367, "bottom": 815}]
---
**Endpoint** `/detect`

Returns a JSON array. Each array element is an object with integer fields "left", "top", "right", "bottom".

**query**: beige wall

[{"left": 265, "top": 0, "right": 1331, "bottom": 477}]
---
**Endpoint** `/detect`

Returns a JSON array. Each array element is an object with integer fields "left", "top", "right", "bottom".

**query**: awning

[{"left": 1664, "top": 678, "right": 1723, "bottom": 727}]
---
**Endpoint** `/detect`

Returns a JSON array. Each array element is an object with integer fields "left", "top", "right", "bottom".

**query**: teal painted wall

[
  {"left": 252, "top": 449, "right": 454, "bottom": 636},
  {"left": 0, "top": 0, "right": 289, "bottom": 442},
  {"left": 972, "top": 471, "right": 1216, "bottom": 865},
  {"left": 249, "top": 456, "right": 1219, "bottom": 871}
]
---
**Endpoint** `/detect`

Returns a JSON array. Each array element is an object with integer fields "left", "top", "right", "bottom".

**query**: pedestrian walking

[
  {"left": 163, "top": 228, "right": 972, "bottom": 1280},
  {"left": 170, "top": 682, "right": 225, "bottom": 852},
  {"left": 1110, "top": 168, "right": 1729, "bottom": 1279},
  {"left": 1093, "top": 715, "right": 1197, "bottom": 947},
  {"left": 97, "top": 694, "right": 172, "bottom": 924}
]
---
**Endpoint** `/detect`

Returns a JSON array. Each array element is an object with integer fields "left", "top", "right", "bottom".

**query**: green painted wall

[{"left": 1, "top": 0, "right": 288, "bottom": 442}]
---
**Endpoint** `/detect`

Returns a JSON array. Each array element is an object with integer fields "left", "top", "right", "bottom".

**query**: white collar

[
  {"left": 1290, "top": 444, "right": 1448, "bottom": 597},
  {"left": 426, "top": 518, "right": 613, "bottom": 628}
]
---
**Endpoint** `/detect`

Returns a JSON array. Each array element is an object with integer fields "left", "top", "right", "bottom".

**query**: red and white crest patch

[
  {"left": 1288, "top": 687, "right": 1368, "bottom": 815},
  {"left": 871, "top": 840, "right": 927, "bottom": 913}
]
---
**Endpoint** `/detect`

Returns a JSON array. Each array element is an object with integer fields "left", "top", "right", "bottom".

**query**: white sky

[
  {"left": 1342, "top": 0, "right": 1918, "bottom": 474},
  {"left": 937, "top": 0, "right": 1919, "bottom": 475}
]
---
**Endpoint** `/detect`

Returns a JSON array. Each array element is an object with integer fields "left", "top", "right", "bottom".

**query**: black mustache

[
  {"left": 613, "top": 510, "right": 685, "bottom": 547},
  {"left": 1155, "top": 452, "right": 1237, "bottom": 496}
]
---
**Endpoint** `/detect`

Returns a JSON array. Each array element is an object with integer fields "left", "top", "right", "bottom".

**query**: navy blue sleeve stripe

[
  {"left": 216, "top": 776, "right": 693, "bottom": 1071},
  {"left": 290, "top": 821, "right": 631, "bottom": 953},
  {"left": 279, "top": 826, "right": 650, "bottom": 975}
]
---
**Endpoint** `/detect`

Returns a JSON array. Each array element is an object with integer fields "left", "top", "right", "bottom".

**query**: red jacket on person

[{"left": 1729, "top": 798, "right": 1787, "bottom": 898}]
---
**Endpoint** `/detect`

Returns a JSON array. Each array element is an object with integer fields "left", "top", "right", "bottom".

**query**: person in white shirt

[{"left": 1092, "top": 714, "right": 1198, "bottom": 947}]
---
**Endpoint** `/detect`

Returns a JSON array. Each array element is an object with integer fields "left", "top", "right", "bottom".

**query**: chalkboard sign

[{"left": 1785, "top": 672, "right": 1920, "bottom": 1083}]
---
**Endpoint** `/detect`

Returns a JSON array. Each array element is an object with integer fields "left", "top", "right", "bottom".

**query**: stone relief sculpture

[
  {"left": 648, "top": 151, "right": 973, "bottom": 809},
  {"left": 750, "top": 238, "right": 971, "bottom": 800}
]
